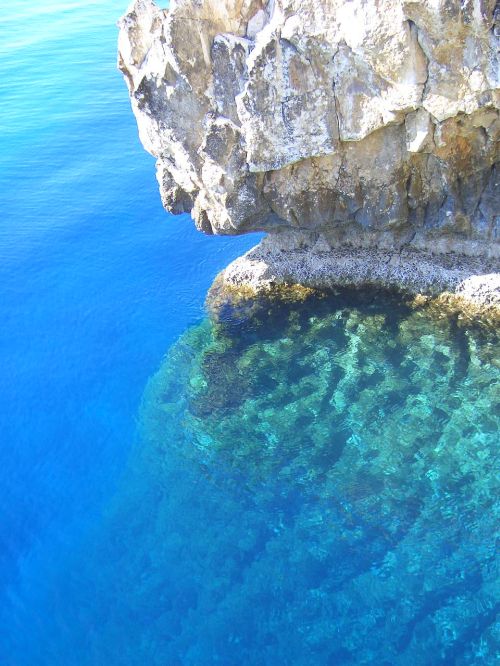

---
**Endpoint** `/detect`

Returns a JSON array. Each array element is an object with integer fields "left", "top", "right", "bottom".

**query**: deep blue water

[
  {"left": 0, "top": 3, "right": 257, "bottom": 662},
  {"left": 1, "top": 3, "right": 499, "bottom": 665}
]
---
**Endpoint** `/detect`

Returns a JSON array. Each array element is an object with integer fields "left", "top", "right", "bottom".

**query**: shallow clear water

[
  {"left": 1, "top": 2, "right": 499, "bottom": 665},
  {"left": 129, "top": 291, "right": 499, "bottom": 665}
]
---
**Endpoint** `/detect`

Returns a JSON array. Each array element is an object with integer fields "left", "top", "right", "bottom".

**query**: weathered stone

[
  {"left": 405, "top": 108, "right": 434, "bottom": 153},
  {"left": 211, "top": 33, "right": 251, "bottom": 124},
  {"left": 246, "top": 8, "right": 267, "bottom": 38},
  {"left": 118, "top": 0, "right": 499, "bottom": 306}
]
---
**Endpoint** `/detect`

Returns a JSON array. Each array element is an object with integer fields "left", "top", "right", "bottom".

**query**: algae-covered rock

[{"left": 130, "top": 288, "right": 500, "bottom": 664}]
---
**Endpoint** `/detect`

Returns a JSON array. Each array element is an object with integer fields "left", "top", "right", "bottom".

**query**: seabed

[{"left": 132, "top": 285, "right": 499, "bottom": 664}]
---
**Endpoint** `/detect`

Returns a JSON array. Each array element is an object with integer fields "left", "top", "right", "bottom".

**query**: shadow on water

[{"left": 35, "top": 288, "right": 500, "bottom": 665}]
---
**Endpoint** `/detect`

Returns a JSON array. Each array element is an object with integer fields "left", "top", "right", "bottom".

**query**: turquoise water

[
  {"left": 131, "top": 291, "right": 500, "bottom": 665},
  {"left": 1, "top": 2, "right": 499, "bottom": 665}
]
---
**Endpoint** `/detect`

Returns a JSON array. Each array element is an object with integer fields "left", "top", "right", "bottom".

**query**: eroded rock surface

[{"left": 118, "top": 0, "right": 500, "bottom": 301}]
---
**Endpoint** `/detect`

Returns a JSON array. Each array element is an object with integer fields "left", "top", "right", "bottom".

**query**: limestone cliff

[{"left": 118, "top": 0, "right": 500, "bottom": 304}]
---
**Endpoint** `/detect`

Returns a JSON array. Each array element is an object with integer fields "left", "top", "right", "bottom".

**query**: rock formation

[
  {"left": 135, "top": 289, "right": 500, "bottom": 663},
  {"left": 118, "top": 0, "right": 500, "bottom": 305}
]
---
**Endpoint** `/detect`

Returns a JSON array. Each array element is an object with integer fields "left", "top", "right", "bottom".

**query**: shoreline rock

[
  {"left": 208, "top": 232, "right": 500, "bottom": 315},
  {"left": 118, "top": 0, "right": 499, "bottom": 308}
]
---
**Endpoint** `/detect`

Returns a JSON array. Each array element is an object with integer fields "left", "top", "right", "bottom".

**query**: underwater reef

[
  {"left": 116, "top": 289, "right": 499, "bottom": 664},
  {"left": 118, "top": 0, "right": 500, "bottom": 305},
  {"left": 114, "top": 3, "right": 499, "bottom": 660}
]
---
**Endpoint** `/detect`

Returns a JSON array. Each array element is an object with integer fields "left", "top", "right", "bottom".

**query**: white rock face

[{"left": 118, "top": 0, "right": 499, "bottom": 299}]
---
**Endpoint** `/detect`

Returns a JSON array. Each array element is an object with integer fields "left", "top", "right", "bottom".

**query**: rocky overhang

[{"left": 118, "top": 0, "right": 500, "bottom": 307}]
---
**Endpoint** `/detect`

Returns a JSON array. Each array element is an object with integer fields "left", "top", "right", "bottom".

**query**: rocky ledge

[{"left": 118, "top": 0, "right": 499, "bottom": 307}]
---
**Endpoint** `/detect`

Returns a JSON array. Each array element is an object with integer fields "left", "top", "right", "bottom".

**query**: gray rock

[{"left": 118, "top": 0, "right": 499, "bottom": 305}]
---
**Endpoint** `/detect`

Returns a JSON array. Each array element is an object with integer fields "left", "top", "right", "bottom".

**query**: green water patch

[
  {"left": 136, "top": 288, "right": 499, "bottom": 664},
  {"left": 48, "top": 290, "right": 498, "bottom": 665}
]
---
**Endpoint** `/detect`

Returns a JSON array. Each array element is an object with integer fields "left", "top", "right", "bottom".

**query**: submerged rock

[
  {"left": 118, "top": 0, "right": 499, "bottom": 304},
  {"left": 135, "top": 290, "right": 499, "bottom": 664}
]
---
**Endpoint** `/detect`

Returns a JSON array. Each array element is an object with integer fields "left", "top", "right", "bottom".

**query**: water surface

[
  {"left": 0, "top": 2, "right": 498, "bottom": 665},
  {"left": 0, "top": 2, "right": 256, "bottom": 661}
]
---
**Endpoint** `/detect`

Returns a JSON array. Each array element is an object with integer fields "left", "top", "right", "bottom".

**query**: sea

[{"left": 0, "top": 2, "right": 498, "bottom": 665}]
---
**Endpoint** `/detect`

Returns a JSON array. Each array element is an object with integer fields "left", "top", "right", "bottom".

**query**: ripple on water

[{"left": 51, "top": 289, "right": 500, "bottom": 665}]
